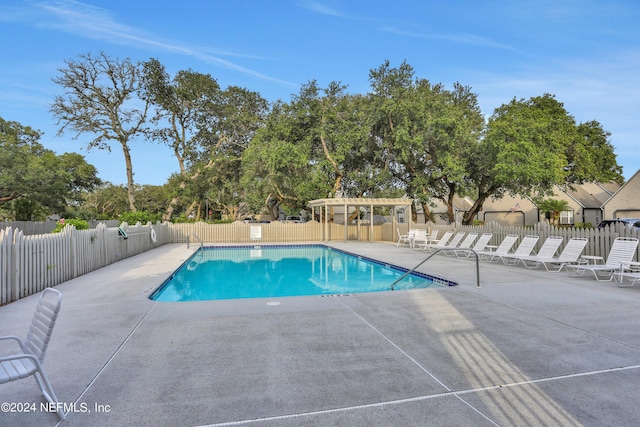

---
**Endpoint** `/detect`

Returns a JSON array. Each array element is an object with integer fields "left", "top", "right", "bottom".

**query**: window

[{"left": 559, "top": 210, "right": 574, "bottom": 225}]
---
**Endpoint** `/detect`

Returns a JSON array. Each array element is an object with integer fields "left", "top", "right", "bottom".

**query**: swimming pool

[{"left": 150, "top": 245, "right": 456, "bottom": 302}]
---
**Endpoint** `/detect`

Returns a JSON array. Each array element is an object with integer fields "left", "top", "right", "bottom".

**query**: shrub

[
  {"left": 118, "top": 211, "right": 160, "bottom": 225},
  {"left": 51, "top": 218, "right": 89, "bottom": 233}
]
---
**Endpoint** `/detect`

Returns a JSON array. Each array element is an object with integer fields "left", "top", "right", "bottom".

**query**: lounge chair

[
  {"left": 442, "top": 232, "right": 478, "bottom": 257},
  {"left": 425, "top": 231, "right": 464, "bottom": 253},
  {"left": 419, "top": 230, "right": 453, "bottom": 252},
  {"left": 440, "top": 231, "right": 466, "bottom": 249},
  {"left": 459, "top": 232, "right": 493, "bottom": 258},
  {"left": 0, "top": 288, "right": 65, "bottom": 420},
  {"left": 504, "top": 236, "right": 563, "bottom": 267},
  {"left": 426, "top": 229, "right": 439, "bottom": 244},
  {"left": 612, "top": 261, "right": 640, "bottom": 287},
  {"left": 520, "top": 237, "right": 588, "bottom": 272},
  {"left": 477, "top": 234, "right": 519, "bottom": 262},
  {"left": 567, "top": 237, "right": 639, "bottom": 281},
  {"left": 496, "top": 235, "right": 540, "bottom": 265}
]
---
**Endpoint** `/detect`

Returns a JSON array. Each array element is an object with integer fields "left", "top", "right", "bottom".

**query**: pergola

[{"left": 308, "top": 197, "right": 413, "bottom": 242}]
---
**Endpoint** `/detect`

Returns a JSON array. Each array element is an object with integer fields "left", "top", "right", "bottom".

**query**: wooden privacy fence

[{"left": 2, "top": 219, "right": 639, "bottom": 304}]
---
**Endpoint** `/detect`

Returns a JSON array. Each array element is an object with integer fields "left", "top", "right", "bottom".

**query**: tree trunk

[
  {"left": 121, "top": 140, "right": 137, "bottom": 212},
  {"left": 421, "top": 202, "right": 434, "bottom": 223}
]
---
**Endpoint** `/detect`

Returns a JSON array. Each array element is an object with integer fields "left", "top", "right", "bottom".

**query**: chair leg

[{"left": 33, "top": 367, "right": 65, "bottom": 420}]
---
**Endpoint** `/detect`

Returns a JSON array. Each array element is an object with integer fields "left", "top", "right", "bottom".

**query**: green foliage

[
  {"left": 536, "top": 198, "right": 570, "bottom": 225},
  {"left": 118, "top": 211, "right": 160, "bottom": 224},
  {"left": 51, "top": 218, "right": 89, "bottom": 233},
  {"left": 0, "top": 116, "right": 101, "bottom": 220},
  {"left": 51, "top": 52, "right": 149, "bottom": 211},
  {"left": 36, "top": 56, "right": 623, "bottom": 225},
  {"left": 573, "top": 222, "right": 593, "bottom": 229}
]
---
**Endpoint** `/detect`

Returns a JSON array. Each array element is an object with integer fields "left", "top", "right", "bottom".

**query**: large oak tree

[{"left": 51, "top": 52, "right": 149, "bottom": 211}]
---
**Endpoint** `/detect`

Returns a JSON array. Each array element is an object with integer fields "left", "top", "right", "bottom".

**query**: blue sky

[{"left": 1, "top": 0, "right": 639, "bottom": 186}]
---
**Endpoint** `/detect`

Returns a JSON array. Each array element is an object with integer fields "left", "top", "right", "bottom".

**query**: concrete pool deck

[{"left": 2, "top": 241, "right": 640, "bottom": 426}]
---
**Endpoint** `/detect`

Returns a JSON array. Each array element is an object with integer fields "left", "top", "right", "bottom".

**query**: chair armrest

[
  {"left": 621, "top": 261, "right": 640, "bottom": 271},
  {"left": 0, "top": 352, "right": 41, "bottom": 368},
  {"left": 0, "top": 335, "right": 27, "bottom": 354}
]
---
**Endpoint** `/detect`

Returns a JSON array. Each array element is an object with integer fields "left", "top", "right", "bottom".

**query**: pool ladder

[
  {"left": 186, "top": 233, "right": 203, "bottom": 249},
  {"left": 390, "top": 248, "right": 481, "bottom": 290}
]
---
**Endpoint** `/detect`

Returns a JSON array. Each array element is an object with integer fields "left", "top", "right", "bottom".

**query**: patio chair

[
  {"left": 411, "top": 229, "right": 428, "bottom": 248},
  {"left": 477, "top": 234, "right": 519, "bottom": 262},
  {"left": 612, "top": 261, "right": 640, "bottom": 287},
  {"left": 442, "top": 232, "right": 478, "bottom": 257},
  {"left": 0, "top": 288, "right": 65, "bottom": 420},
  {"left": 521, "top": 237, "right": 588, "bottom": 272},
  {"left": 504, "top": 236, "right": 563, "bottom": 267},
  {"left": 418, "top": 230, "right": 453, "bottom": 252},
  {"left": 396, "top": 228, "right": 412, "bottom": 247},
  {"left": 567, "top": 237, "right": 639, "bottom": 281}
]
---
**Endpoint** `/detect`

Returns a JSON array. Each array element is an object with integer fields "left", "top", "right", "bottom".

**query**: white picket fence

[
  {"left": 1, "top": 220, "right": 639, "bottom": 304},
  {"left": 0, "top": 222, "right": 169, "bottom": 304}
]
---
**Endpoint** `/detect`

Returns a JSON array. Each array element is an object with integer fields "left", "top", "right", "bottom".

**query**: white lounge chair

[
  {"left": 461, "top": 232, "right": 493, "bottom": 258},
  {"left": 612, "top": 261, "right": 640, "bottom": 287},
  {"left": 521, "top": 237, "right": 588, "bottom": 272},
  {"left": 442, "top": 232, "right": 478, "bottom": 256},
  {"left": 567, "top": 237, "right": 639, "bottom": 281},
  {"left": 440, "top": 232, "right": 466, "bottom": 249},
  {"left": 0, "top": 288, "right": 65, "bottom": 420},
  {"left": 505, "top": 236, "right": 563, "bottom": 267},
  {"left": 477, "top": 234, "right": 519, "bottom": 262},
  {"left": 496, "top": 235, "right": 540, "bottom": 265},
  {"left": 426, "top": 229, "right": 439, "bottom": 244},
  {"left": 419, "top": 230, "right": 453, "bottom": 252}
]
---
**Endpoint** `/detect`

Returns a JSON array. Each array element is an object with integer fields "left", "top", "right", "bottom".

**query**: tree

[
  {"left": 0, "top": 117, "right": 44, "bottom": 205},
  {"left": 81, "top": 183, "right": 129, "bottom": 219},
  {"left": 462, "top": 94, "right": 613, "bottom": 224},
  {"left": 368, "top": 61, "right": 484, "bottom": 223},
  {"left": 567, "top": 120, "right": 624, "bottom": 184},
  {"left": 242, "top": 81, "right": 386, "bottom": 219},
  {"left": 51, "top": 52, "right": 149, "bottom": 211},
  {"left": 142, "top": 60, "right": 268, "bottom": 220},
  {"left": 142, "top": 59, "right": 222, "bottom": 220},
  {"left": 537, "top": 198, "right": 570, "bottom": 225},
  {"left": 0, "top": 116, "right": 101, "bottom": 220}
]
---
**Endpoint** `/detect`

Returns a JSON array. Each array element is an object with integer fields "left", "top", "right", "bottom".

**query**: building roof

[{"left": 308, "top": 198, "right": 413, "bottom": 208}]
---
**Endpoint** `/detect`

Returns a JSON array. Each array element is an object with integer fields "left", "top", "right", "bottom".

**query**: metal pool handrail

[
  {"left": 186, "top": 233, "right": 203, "bottom": 249},
  {"left": 390, "top": 248, "right": 481, "bottom": 290}
]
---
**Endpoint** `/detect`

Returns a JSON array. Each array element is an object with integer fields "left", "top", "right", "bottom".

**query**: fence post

[
  {"left": 68, "top": 224, "right": 77, "bottom": 278},
  {"left": 10, "top": 228, "right": 23, "bottom": 302}
]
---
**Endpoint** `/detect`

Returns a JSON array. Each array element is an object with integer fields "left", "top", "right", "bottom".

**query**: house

[
  {"left": 469, "top": 194, "right": 539, "bottom": 226},
  {"left": 602, "top": 169, "right": 640, "bottom": 219},
  {"left": 427, "top": 179, "right": 623, "bottom": 227},
  {"left": 420, "top": 195, "right": 474, "bottom": 224},
  {"left": 552, "top": 181, "right": 620, "bottom": 226}
]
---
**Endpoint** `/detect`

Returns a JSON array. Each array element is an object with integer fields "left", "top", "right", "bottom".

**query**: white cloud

[{"left": 12, "top": 0, "right": 297, "bottom": 87}]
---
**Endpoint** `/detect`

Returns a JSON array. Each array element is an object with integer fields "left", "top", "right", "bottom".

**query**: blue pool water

[{"left": 150, "top": 245, "right": 454, "bottom": 302}]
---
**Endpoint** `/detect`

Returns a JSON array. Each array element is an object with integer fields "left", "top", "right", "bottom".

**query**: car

[
  {"left": 597, "top": 218, "right": 640, "bottom": 231},
  {"left": 285, "top": 216, "right": 306, "bottom": 223}
]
